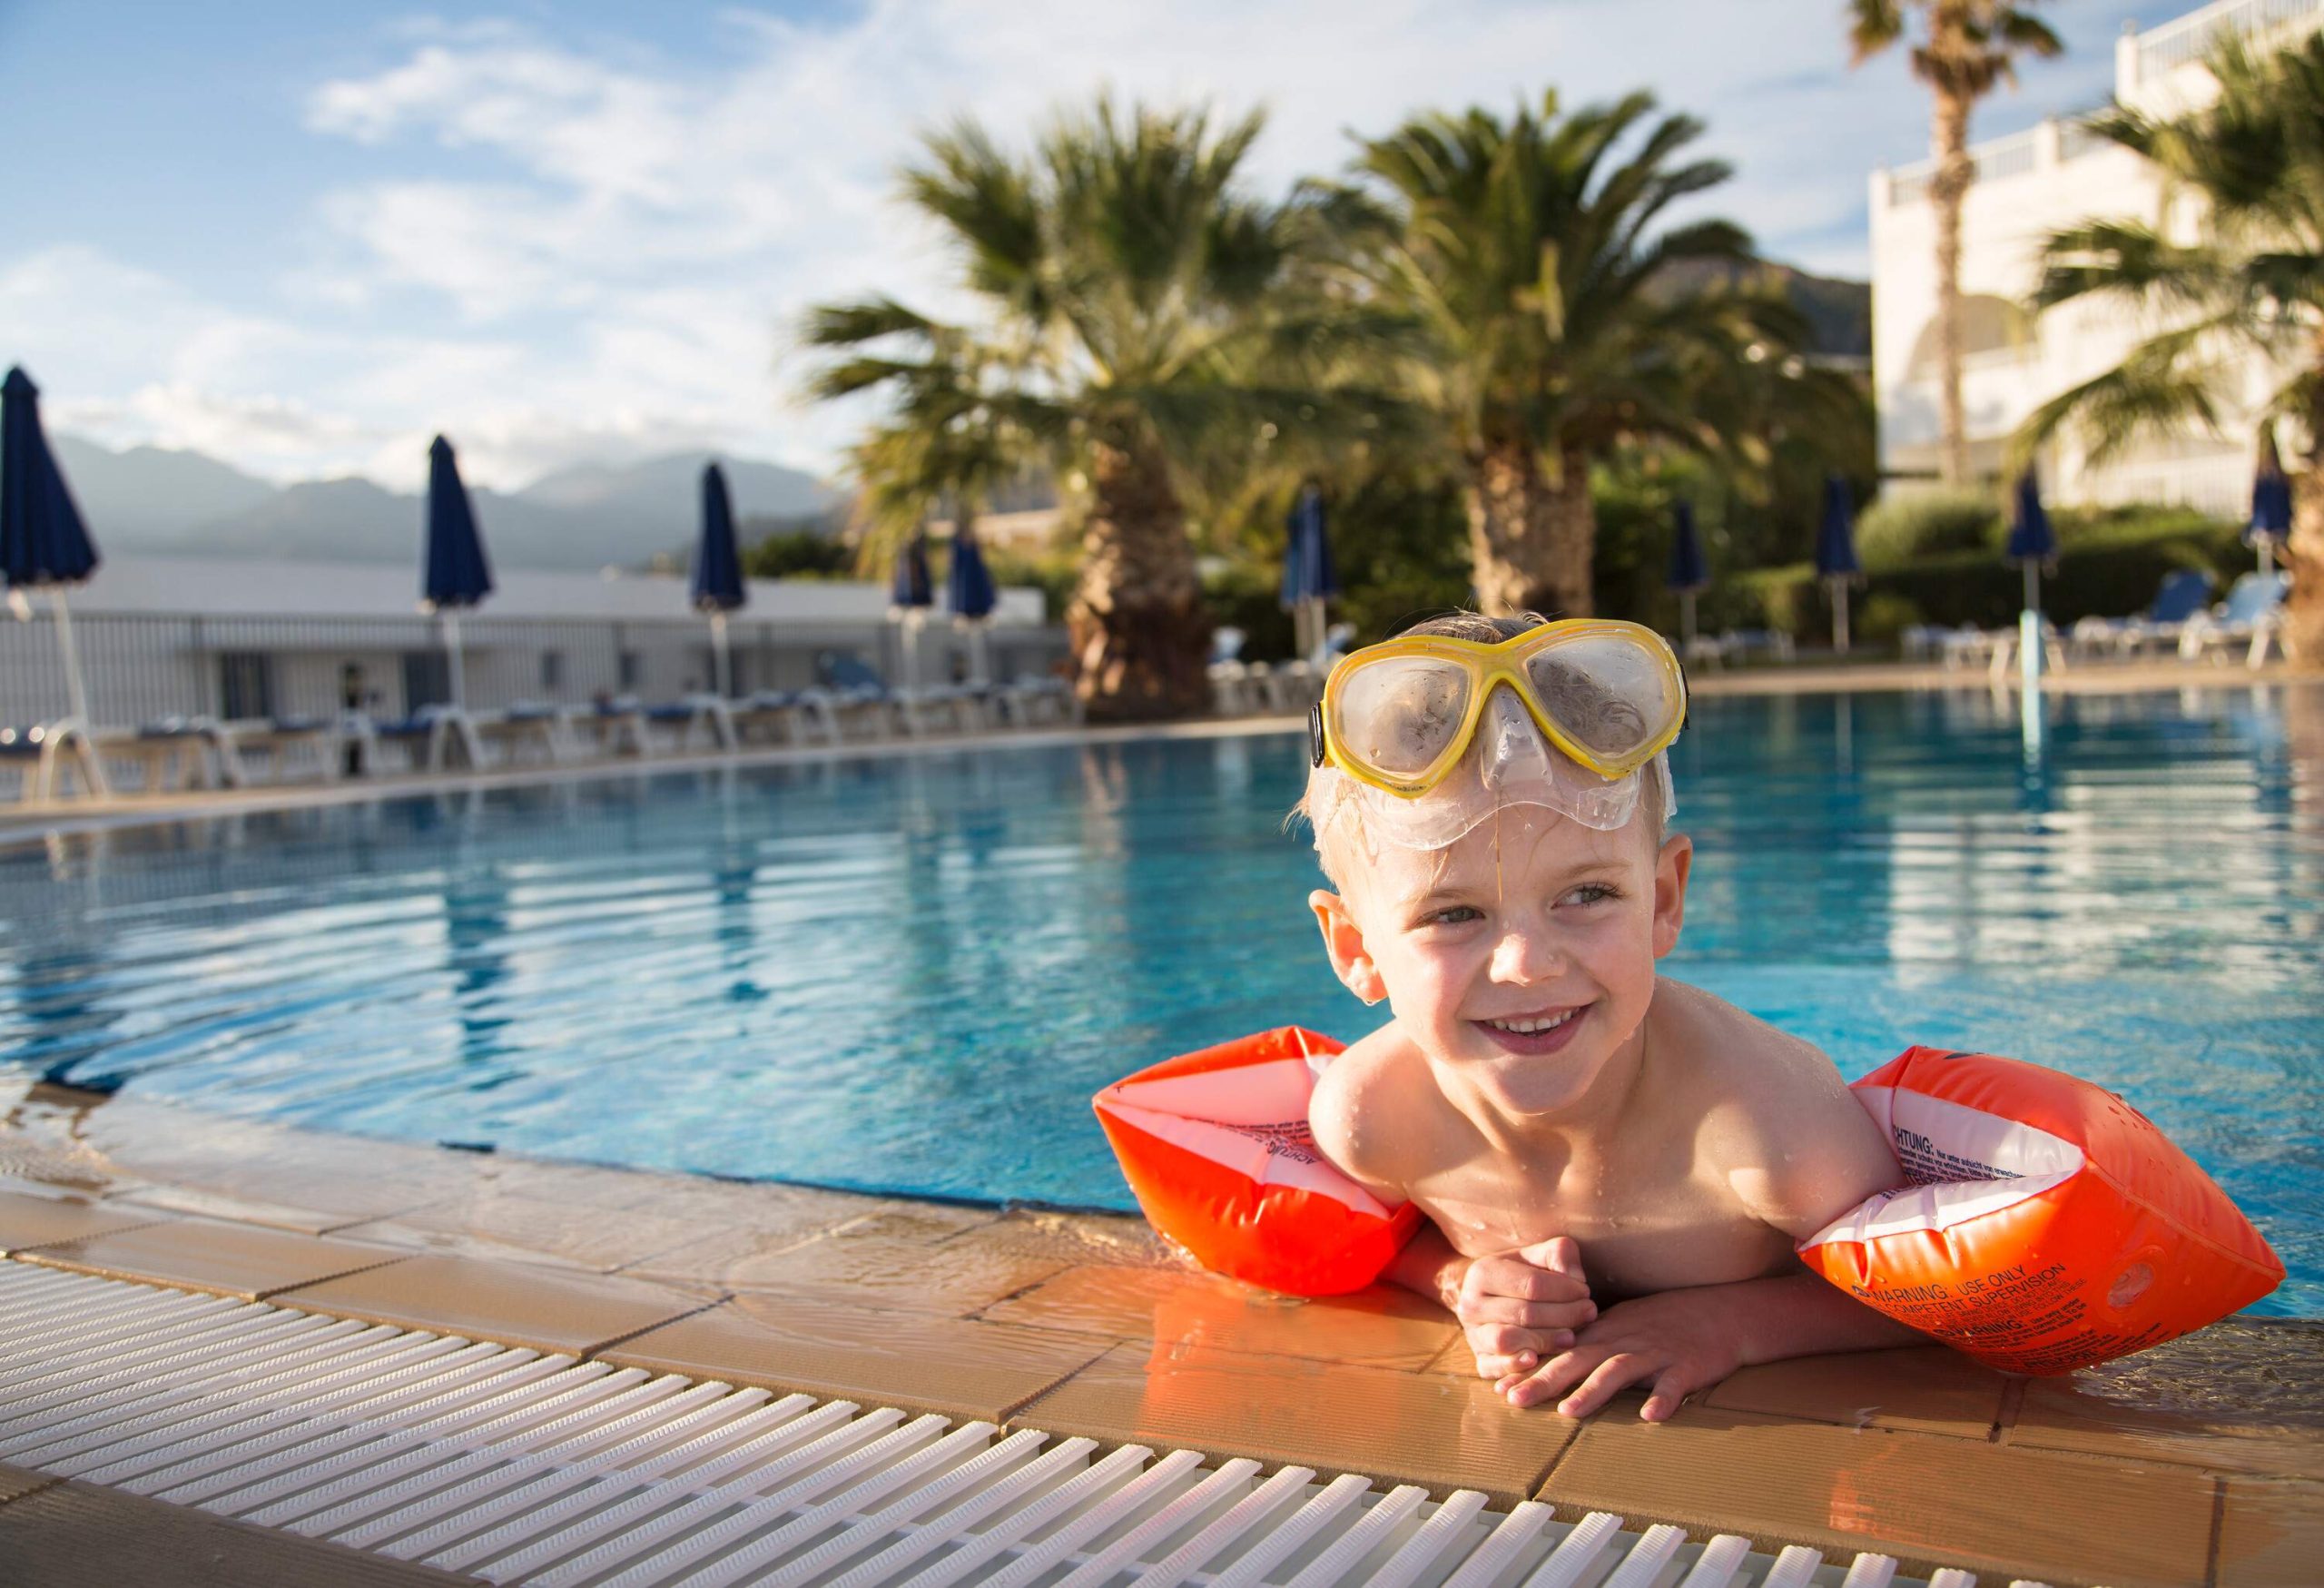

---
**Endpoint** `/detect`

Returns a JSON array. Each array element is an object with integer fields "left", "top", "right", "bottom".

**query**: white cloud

[{"left": 10, "top": 0, "right": 2133, "bottom": 489}]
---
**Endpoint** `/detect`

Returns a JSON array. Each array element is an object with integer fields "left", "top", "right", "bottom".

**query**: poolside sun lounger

[
  {"left": 0, "top": 718, "right": 109, "bottom": 802},
  {"left": 94, "top": 715, "right": 247, "bottom": 794},
  {"left": 643, "top": 695, "right": 740, "bottom": 755},
  {"left": 576, "top": 697, "right": 654, "bottom": 759},
  {"left": 2178, "top": 570, "right": 2290, "bottom": 668},
  {"left": 735, "top": 689, "right": 842, "bottom": 746},
  {"left": 475, "top": 702, "right": 569, "bottom": 766},
  {"left": 368, "top": 705, "right": 485, "bottom": 773},
  {"left": 220, "top": 716, "right": 341, "bottom": 784}
]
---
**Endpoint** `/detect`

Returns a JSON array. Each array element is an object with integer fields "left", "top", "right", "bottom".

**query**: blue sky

[{"left": 0, "top": 0, "right": 2191, "bottom": 490}]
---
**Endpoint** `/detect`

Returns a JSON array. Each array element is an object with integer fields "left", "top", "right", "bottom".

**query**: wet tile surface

[
  {"left": 703, "top": 1229, "right": 1071, "bottom": 1314},
  {"left": 606, "top": 1292, "right": 1109, "bottom": 1422},
  {"left": 1703, "top": 1345, "right": 2010, "bottom": 1438},
  {"left": 21, "top": 1218, "right": 408, "bottom": 1300},
  {"left": 114, "top": 1184, "right": 363, "bottom": 1237},
  {"left": 333, "top": 1190, "right": 711, "bottom": 1274},
  {"left": 2216, "top": 1476, "right": 2324, "bottom": 1587},
  {"left": 1015, "top": 1339, "right": 1580, "bottom": 1508},
  {"left": 280, "top": 1253, "right": 712, "bottom": 1355},
  {"left": 1541, "top": 1404, "right": 2219, "bottom": 1588},
  {"left": 2006, "top": 1317, "right": 2324, "bottom": 1481},
  {"left": 985, "top": 1263, "right": 1461, "bottom": 1371},
  {"left": 960, "top": 1208, "right": 1180, "bottom": 1269},
  {"left": 0, "top": 1189, "right": 167, "bottom": 1256}
]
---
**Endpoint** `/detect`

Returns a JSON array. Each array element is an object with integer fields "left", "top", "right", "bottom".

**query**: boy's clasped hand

[{"left": 1456, "top": 1236, "right": 1746, "bottom": 1423}]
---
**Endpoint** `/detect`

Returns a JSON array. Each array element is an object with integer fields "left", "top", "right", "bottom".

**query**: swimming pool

[{"left": 3, "top": 686, "right": 2319, "bottom": 1313}]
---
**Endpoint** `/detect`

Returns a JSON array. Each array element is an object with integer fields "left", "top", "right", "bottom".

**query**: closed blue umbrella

[
  {"left": 2, "top": 367, "right": 103, "bottom": 739},
  {"left": 1280, "top": 484, "right": 1338, "bottom": 662},
  {"left": 1815, "top": 475, "right": 1860, "bottom": 655},
  {"left": 422, "top": 435, "right": 493, "bottom": 710},
  {"left": 891, "top": 531, "right": 933, "bottom": 687},
  {"left": 693, "top": 463, "right": 746, "bottom": 697},
  {"left": 949, "top": 521, "right": 999, "bottom": 686},
  {"left": 1666, "top": 500, "right": 1709, "bottom": 646},
  {"left": 2250, "top": 430, "right": 2293, "bottom": 577},
  {"left": 2008, "top": 469, "right": 2057, "bottom": 687}
]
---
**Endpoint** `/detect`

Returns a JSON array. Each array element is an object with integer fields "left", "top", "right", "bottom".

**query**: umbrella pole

[
  {"left": 444, "top": 611, "right": 467, "bottom": 710},
  {"left": 968, "top": 621, "right": 990, "bottom": 688},
  {"left": 49, "top": 588, "right": 91, "bottom": 725},
  {"left": 711, "top": 611, "right": 731, "bottom": 699},
  {"left": 1680, "top": 591, "right": 1698, "bottom": 646},
  {"left": 2021, "top": 563, "right": 2044, "bottom": 691},
  {"left": 2260, "top": 539, "right": 2276, "bottom": 579},
  {"left": 1830, "top": 579, "right": 1851, "bottom": 656}
]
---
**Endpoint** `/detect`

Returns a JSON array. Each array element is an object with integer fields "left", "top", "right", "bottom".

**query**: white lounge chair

[{"left": 1, "top": 718, "right": 109, "bottom": 803}]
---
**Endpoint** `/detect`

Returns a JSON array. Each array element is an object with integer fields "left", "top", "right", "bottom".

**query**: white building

[
  {"left": 1870, "top": 0, "right": 2322, "bottom": 513},
  {"left": 1, "top": 557, "right": 1056, "bottom": 730}
]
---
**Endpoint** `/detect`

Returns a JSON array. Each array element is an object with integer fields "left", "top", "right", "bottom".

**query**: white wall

[{"left": 1870, "top": 0, "right": 2321, "bottom": 513}]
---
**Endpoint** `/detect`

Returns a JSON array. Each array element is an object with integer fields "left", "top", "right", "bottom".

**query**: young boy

[{"left": 1302, "top": 612, "right": 1920, "bottom": 1423}]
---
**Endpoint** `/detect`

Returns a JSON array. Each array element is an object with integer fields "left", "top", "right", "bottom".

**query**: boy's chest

[{"left": 1421, "top": 1159, "right": 1797, "bottom": 1297}]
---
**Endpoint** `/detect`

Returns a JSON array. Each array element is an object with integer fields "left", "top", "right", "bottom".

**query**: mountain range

[{"left": 49, "top": 436, "right": 840, "bottom": 572}]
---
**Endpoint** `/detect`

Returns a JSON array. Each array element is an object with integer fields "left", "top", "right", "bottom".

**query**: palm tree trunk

[
  {"left": 1465, "top": 440, "right": 1595, "bottom": 618},
  {"left": 1929, "top": 83, "right": 1974, "bottom": 488},
  {"left": 1066, "top": 439, "right": 1211, "bottom": 720}
]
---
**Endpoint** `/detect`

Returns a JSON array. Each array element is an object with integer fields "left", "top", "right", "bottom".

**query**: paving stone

[
  {"left": 606, "top": 1293, "right": 1109, "bottom": 1423},
  {"left": 1540, "top": 1403, "right": 2219, "bottom": 1588},
  {"left": 0, "top": 1189, "right": 167, "bottom": 1257},
  {"left": 280, "top": 1254, "right": 713, "bottom": 1356},
  {"left": 20, "top": 1218, "right": 408, "bottom": 1300},
  {"left": 1014, "top": 1339, "right": 1580, "bottom": 1509},
  {"left": 1703, "top": 1346, "right": 2011, "bottom": 1439},
  {"left": 985, "top": 1263, "right": 1459, "bottom": 1371}
]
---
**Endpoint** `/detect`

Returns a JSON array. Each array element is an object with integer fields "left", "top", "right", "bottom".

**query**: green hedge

[{"left": 1681, "top": 508, "right": 2250, "bottom": 645}]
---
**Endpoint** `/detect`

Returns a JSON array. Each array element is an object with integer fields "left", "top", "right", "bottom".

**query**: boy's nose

[{"left": 1488, "top": 925, "right": 1562, "bottom": 984}]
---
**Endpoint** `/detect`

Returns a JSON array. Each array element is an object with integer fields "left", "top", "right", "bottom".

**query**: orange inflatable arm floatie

[
  {"left": 1092, "top": 1026, "right": 1421, "bottom": 1297},
  {"left": 1799, "top": 1047, "right": 2284, "bottom": 1374}
]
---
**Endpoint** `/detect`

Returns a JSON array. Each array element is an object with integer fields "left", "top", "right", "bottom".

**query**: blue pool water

[{"left": 3, "top": 686, "right": 2320, "bottom": 1313}]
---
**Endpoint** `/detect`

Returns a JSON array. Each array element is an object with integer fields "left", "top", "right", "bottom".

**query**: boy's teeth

[{"left": 1486, "top": 1010, "right": 1577, "bottom": 1034}]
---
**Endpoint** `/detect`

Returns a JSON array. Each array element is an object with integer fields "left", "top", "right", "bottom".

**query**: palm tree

[
  {"left": 805, "top": 98, "right": 1373, "bottom": 720},
  {"left": 803, "top": 309, "right": 1020, "bottom": 573},
  {"left": 2012, "top": 34, "right": 2324, "bottom": 665},
  {"left": 1850, "top": 0, "right": 2062, "bottom": 487},
  {"left": 1332, "top": 90, "right": 1827, "bottom": 617}
]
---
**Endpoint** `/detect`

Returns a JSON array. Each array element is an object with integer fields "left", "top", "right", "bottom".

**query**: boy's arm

[
  {"left": 1504, "top": 1266, "right": 1923, "bottom": 1420},
  {"left": 1385, "top": 1220, "right": 1469, "bottom": 1310}
]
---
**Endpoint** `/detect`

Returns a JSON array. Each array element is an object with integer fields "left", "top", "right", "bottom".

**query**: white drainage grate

[{"left": 0, "top": 1263, "right": 2037, "bottom": 1587}]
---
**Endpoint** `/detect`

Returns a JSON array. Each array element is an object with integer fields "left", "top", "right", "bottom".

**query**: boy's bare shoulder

[
  {"left": 1308, "top": 1021, "right": 1440, "bottom": 1198},
  {"left": 1654, "top": 978, "right": 1901, "bottom": 1236}
]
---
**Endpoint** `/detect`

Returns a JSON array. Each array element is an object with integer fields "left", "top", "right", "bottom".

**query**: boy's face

[{"left": 1312, "top": 803, "right": 1691, "bottom": 1118}]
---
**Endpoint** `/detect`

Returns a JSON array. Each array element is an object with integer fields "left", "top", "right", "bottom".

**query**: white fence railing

[{"left": 2137, "top": 0, "right": 2324, "bottom": 77}]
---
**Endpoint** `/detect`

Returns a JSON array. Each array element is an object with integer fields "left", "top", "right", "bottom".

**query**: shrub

[
  {"left": 1855, "top": 489, "right": 2003, "bottom": 568},
  {"left": 1857, "top": 592, "right": 1924, "bottom": 646},
  {"left": 1686, "top": 507, "right": 2247, "bottom": 644}
]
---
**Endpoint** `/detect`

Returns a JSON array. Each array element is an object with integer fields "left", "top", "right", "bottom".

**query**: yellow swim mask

[{"left": 1308, "top": 620, "right": 1687, "bottom": 843}]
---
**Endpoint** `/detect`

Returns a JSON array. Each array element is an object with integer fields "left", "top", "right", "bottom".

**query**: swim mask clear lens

[{"left": 1325, "top": 688, "right": 1675, "bottom": 853}]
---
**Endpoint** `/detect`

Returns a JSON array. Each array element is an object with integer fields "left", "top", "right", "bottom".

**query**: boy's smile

[
  {"left": 1313, "top": 796, "right": 1690, "bottom": 1124},
  {"left": 1473, "top": 1001, "right": 1592, "bottom": 1056}
]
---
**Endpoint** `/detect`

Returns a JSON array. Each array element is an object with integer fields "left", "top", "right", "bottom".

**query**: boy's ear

[
  {"left": 1309, "top": 888, "right": 1386, "bottom": 1005},
  {"left": 1650, "top": 833, "right": 1692, "bottom": 959}
]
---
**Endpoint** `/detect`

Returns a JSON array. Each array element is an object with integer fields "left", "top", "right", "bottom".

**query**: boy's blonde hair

[{"left": 1295, "top": 611, "right": 1669, "bottom": 886}]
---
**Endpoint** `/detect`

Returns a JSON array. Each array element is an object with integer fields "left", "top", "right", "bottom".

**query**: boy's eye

[
  {"left": 1563, "top": 883, "right": 1620, "bottom": 906},
  {"left": 1418, "top": 904, "right": 1483, "bottom": 928}
]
